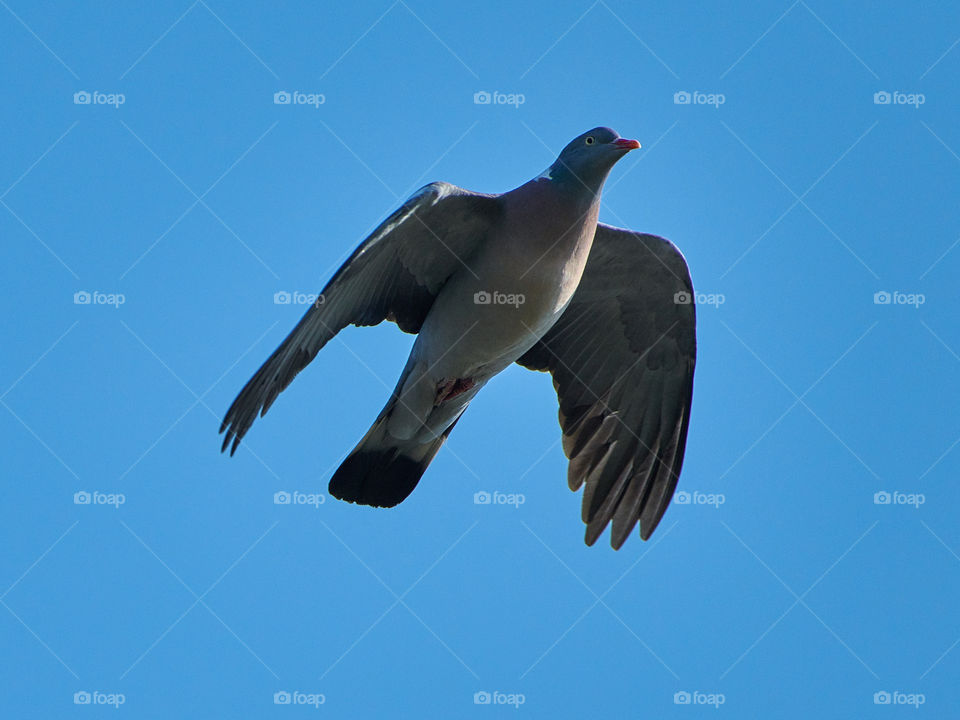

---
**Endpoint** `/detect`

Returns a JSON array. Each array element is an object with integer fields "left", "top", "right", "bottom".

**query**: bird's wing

[
  {"left": 220, "top": 182, "right": 500, "bottom": 454},
  {"left": 517, "top": 224, "right": 696, "bottom": 549}
]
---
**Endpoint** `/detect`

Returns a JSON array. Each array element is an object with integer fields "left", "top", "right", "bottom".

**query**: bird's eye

[{"left": 585, "top": 137, "right": 595, "bottom": 145}]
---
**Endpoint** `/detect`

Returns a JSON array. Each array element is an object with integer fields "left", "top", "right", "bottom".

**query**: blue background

[{"left": 2, "top": 1, "right": 959, "bottom": 717}]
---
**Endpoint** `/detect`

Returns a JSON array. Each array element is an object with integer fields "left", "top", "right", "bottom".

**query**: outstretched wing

[
  {"left": 220, "top": 182, "right": 500, "bottom": 455},
  {"left": 518, "top": 224, "right": 696, "bottom": 549}
]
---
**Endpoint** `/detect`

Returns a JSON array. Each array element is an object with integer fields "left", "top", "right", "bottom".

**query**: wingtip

[
  {"left": 638, "top": 518, "right": 656, "bottom": 542},
  {"left": 584, "top": 518, "right": 637, "bottom": 550},
  {"left": 219, "top": 428, "right": 240, "bottom": 456},
  {"left": 611, "top": 518, "right": 641, "bottom": 549}
]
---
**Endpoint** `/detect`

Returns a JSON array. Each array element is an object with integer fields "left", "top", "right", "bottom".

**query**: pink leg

[{"left": 435, "top": 377, "right": 476, "bottom": 406}]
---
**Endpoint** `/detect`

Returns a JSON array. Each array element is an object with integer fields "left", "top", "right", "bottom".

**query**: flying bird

[{"left": 220, "top": 127, "right": 696, "bottom": 549}]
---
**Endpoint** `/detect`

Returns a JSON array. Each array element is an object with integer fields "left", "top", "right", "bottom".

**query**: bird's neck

[
  {"left": 503, "top": 173, "right": 603, "bottom": 263},
  {"left": 544, "top": 161, "right": 612, "bottom": 205}
]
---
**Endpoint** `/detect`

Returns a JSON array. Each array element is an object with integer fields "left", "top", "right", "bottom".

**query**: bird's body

[
  {"left": 393, "top": 173, "right": 603, "bottom": 443},
  {"left": 220, "top": 127, "right": 696, "bottom": 549}
]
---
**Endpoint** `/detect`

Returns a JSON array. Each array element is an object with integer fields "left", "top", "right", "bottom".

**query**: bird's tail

[{"left": 328, "top": 410, "right": 462, "bottom": 508}]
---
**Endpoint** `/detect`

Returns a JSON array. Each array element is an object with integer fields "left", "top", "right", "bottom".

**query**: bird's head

[{"left": 543, "top": 127, "right": 640, "bottom": 194}]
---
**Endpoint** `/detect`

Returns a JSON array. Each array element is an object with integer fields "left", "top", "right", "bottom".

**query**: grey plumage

[
  {"left": 218, "top": 183, "right": 500, "bottom": 455},
  {"left": 517, "top": 226, "right": 695, "bottom": 548},
  {"left": 220, "top": 127, "right": 696, "bottom": 549}
]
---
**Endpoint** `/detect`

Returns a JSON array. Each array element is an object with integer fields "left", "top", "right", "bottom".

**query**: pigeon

[{"left": 220, "top": 127, "right": 696, "bottom": 549}]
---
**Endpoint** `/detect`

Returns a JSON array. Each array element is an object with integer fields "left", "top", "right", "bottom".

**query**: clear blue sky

[{"left": 2, "top": 1, "right": 959, "bottom": 717}]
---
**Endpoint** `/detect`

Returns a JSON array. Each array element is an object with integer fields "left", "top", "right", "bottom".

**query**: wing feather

[
  {"left": 220, "top": 182, "right": 500, "bottom": 454},
  {"left": 518, "top": 224, "right": 696, "bottom": 548}
]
